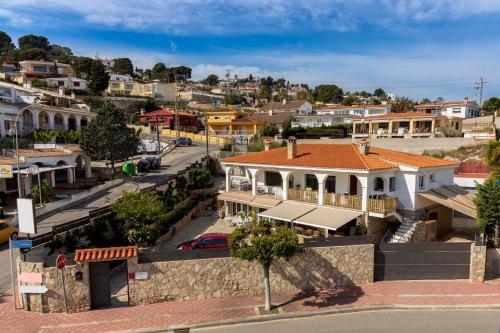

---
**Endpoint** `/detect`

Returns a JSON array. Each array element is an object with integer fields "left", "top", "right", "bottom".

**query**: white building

[
  {"left": 46, "top": 77, "right": 88, "bottom": 90},
  {"left": 131, "top": 82, "right": 176, "bottom": 101},
  {"left": 415, "top": 98, "right": 480, "bottom": 118},
  {"left": 317, "top": 104, "right": 392, "bottom": 117},
  {"left": 260, "top": 100, "right": 313, "bottom": 115},
  {"left": 220, "top": 139, "right": 472, "bottom": 240},
  {"left": 291, "top": 114, "right": 358, "bottom": 128},
  {"left": 109, "top": 73, "right": 133, "bottom": 82}
]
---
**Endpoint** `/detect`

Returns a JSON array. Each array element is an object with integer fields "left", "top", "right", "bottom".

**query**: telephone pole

[
  {"left": 225, "top": 69, "right": 232, "bottom": 106},
  {"left": 474, "top": 77, "right": 487, "bottom": 106},
  {"left": 175, "top": 74, "right": 180, "bottom": 139}
]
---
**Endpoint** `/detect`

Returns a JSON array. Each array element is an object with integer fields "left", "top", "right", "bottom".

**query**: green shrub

[{"left": 30, "top": 182, "right": 55, "bottom": 204}]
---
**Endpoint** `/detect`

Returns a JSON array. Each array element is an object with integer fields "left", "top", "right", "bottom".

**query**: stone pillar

[
  {"left": 279, "top": 171, "right": 290, "bottom": 200},
  {"left": 248, "top": 168, "right": 259, "bottom": 196},
  {"left": 388, "top": 120, "right": 393, "bottom": 134},
  {"left": 470, "top": 243, "right": 486, "bottom": 283},
  {"left": 409, "top": 120, "right": 415, "bottom": 133}
]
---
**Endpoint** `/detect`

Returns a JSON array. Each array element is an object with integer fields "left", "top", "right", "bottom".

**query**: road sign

[
  {"left": 135, "top": 272, "right": 148, "bottom": 280},
  {"left": 19, "top": 285, "right": 48, "bottom": 294},
  {"left": 12, "top": 239, "right": 33, "bottom": 249},
  {"left": 17, "top": 198, "right": 36, "bottom": 234},
  {"left": 19, "top": 272, "right": 43, "bottom": 283},
  {"left": 56, "top": 254, "right": 67, "bottom": 270},
  {"left": 0, "top": 165, "right": 13, "bottom": 178}
]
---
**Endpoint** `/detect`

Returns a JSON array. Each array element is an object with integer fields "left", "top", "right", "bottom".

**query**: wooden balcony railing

[
  {"left": 324, "top": 193, "right": 362, "bottom": 210},
  {"left": 288, "top": 189, "right": 318, "bottom": 204},
  {"left": 367, "top": 196, "right": 398, "bottom": 214}
]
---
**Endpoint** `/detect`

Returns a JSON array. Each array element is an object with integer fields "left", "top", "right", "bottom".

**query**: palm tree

[{"left": 392, "top": 97, "right": 416, "bottom": 113}]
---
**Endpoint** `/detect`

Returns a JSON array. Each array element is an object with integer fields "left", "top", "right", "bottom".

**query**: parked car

[
  {"left": 136, "top": 159, "right": 152, "bottom": 173},
  {"left": 144, "top": 156, "right": 161, "bottom": 169},
  {"left": 176, "top": 233, "right": 229, "bottom": 250},
  {"left": 0, "top": 221, "right": 17, "bottom": 244},
  {"left": 178, "top": 137, "right": 192, "bottom": 146}
]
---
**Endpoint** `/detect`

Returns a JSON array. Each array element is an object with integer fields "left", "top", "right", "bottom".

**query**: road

[
  {"left": 195, "top": 309, "right": 500, "bottom": 333},
  {"left": 0, "top": 144, "right": 213, "bottom": 294}
]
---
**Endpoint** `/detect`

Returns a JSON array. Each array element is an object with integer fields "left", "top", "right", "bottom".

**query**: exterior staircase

[{"left": 388, "top": 222, "right": 417, "bottom": 243}]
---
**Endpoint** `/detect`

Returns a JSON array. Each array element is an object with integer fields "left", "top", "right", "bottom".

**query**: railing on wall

[
  {"left": 368, "top": 196, "right": 398, "bottom": 214},
  {"left": 288, "top": 188, "right": 318, "bottom": 204},
  {"left": 324, "top": 193, "right": 362, "bottom": 210}
]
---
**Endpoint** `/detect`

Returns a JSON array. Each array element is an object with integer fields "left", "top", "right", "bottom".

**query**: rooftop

[
  {"left": 318, "top": 104, "right": 391, "bottom": 110},
  {"left": 223, "top": 143, "right": 458, "bottom": 170},
  {"left": 74, "top": 246, "right": 138, "bottom": 262},
  {"left": 416, "top": 100, "right": 478, "bottom": 108},
  {"left": 357, "top": 112, "right": 441, "bottom": 120},
  {"left": 138, "top": 109, "right": 197, "bottom": 118},
  {"left": 261, "top": 100, "right": 309, "bottom": 111},
  {"left": 249, "top": 111, "right": 296, "bottom": 124}
]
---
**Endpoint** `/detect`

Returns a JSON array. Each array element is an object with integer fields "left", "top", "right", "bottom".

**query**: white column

[
  {"left": 67, "top": 167, "right": 74, "bottom": 184},
  {"left": 76, "top": 116, "right": 82, "bottom": 129},
  {"left": 24, "top": 175, "right": 32, "bottom": 195},
  {"left": 358, "top": 175, "right": 369, "bottom": 212},
  {"left": 248, "top": 168, "right": 259, "bottom": 196},
  {"left": 225, "top": 168, "right": 231, "bottom": 191},
  {"left": 316, "top": 174, "right": 328, "bottom": 206},
  {"left": 50, "top": 171, "right": 56, "bottom": 187},
  {"left": 63, "top": 115, "right": 69, "bottom": 131},
  {"left": 84, "top": 157, "right": 92, "bottom": 178},
  {"left": 32, "top": 109, "right": 39, "bottom": 130},
  {"left": 279, "top": 171, "right": 290, "bottom": 200}
]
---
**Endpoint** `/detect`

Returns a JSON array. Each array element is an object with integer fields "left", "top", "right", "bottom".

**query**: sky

[{"left": 1, "top": 0, "right": 500, "bottom": 101}]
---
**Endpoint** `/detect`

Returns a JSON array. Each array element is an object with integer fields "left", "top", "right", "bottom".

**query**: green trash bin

[{"left": 122, "top": 161, "right": 137, "bottom": 176}]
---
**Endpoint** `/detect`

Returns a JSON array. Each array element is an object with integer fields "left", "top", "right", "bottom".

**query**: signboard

[
  {"left": 19, "top": 272, "right": 43, "bottom": 284},
  {"left": 0, "top": 165, "right": 13, "bottom": 178},
  {"left": 12, "top": 239, "right": 33, "bottom": 249},
  {"left": 56, "top": 254, "right": 67, "bottom": 270},
  {"left": 135, "top": 272, "right": 148, "bottom": 280},
  {"left": 19, "top": 285, "right": 48, "bottom": 294},
  {"left": 33, "top": 143, "right": 56, "bottom": 149},
  {"left": 17, "top": 199, "right": 36, "bottom": 234}
]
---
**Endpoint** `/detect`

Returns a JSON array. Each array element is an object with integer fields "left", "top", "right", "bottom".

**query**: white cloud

[{"left": 0, "top": 8, "right": 31, "bottom": 27}]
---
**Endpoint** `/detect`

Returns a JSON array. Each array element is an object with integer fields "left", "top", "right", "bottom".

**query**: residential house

[
  {"left": 131, "top": 82, "right": 176, "bottom": 101},
  {"left": 18, "top": 60, "right": 72, "bottom": 80},
  {"left": 179, "top": 90, "right": 225, "bottom": 104},
  {"left": 220, "top": 139, "right": 463, "bottom": 240},
  {"left": 352, "top": 112, "right": 463, "bottom": 139},
  {"left": 249, "top": 111, "right": 296, "bottom": 132},
  {"left": 292, "top": 114, "right": 359, "bottom": 128},
  {"left": 415, "top": 98, "right": 480, "bottom": 118},
  {"left": 138, "top": 109, "right": 200, "bottom": 132},
  {"left": 207, "top": 109, "right": 261, "bottom": 136},
  {"left": 461, "top": 115, "right": 498, "bottom": 140},
  {"left": 317, "top": 104, "right": 392, "bottom": 117},
  {"left": 260, "top": 100, "right": 313, "bottom": 115},
  {"left": 106, "top": 74, "right": 137, "bottom": 95},
  {"left": 46, "top": 77, "right": 88, "bottom": 90}
]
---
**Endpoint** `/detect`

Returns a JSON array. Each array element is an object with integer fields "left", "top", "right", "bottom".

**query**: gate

[
  {"left": 90, "top": 261, "right": 111, "bottom": 308},
  {"left": 374, "top": 242, "right": 471, "bottom": 281}
]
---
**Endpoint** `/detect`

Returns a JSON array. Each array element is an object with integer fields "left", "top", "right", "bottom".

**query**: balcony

[
  {"left": 288, "top": 188, "right": 318, "bottom": 204},
  {"left": 324, "top": 193, "right": 362, "bottom": 210},
  {"left": 367, "top": 196, "right": 398, "bottom": 214}
]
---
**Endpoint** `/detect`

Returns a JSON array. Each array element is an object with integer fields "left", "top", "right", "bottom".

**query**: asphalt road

[
  {"left": 0, "top": 143, "right": 214, "bottom": 294},
  {"left": 195, "top": 309, "right": 500, "bottom": 333}
]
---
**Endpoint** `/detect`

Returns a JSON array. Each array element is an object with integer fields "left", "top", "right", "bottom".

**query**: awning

[
  {"left": 13, "top": 164, "right": 75, "bottom": 175},
  {"left": 252, "top": 196, "right": 282, "bottom": 209},
  {"left": 258, "top": 201, "right": 316, "bottom": 222},
  {"left": 293, "top": 206, "right": 362, "bottom": 231},
  {"left": 218, "top": 191, "right": 281, "bottom": 209},
  {"left": 417, "top": 185, "right": 476, "bottom": 218}
]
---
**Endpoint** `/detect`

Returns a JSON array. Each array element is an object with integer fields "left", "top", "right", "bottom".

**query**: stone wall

[
  {"left": 128, "top": 244, "right": 374, "bottom": 305},
  {"left": 411, "top": 220, "right": 436, "bottom": 242},
  {"left": 486, "top": 248, "right": 500, "bottom": 277},
  {"left": 367, "top": 217, "right": 389, "bottom": 241},
  {"left": 469, "top": 244, "right": 487, "bottom": 283},
  {"left": 410, "top": 204, "right": 452, "bottom": 238},
  {"left": 17, "top": 260, "right": 90, "bottom": 313}
]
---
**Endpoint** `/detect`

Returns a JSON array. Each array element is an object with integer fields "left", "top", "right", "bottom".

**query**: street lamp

[{"left": 10, "top": 104, "right": 33, "bottom": 198}]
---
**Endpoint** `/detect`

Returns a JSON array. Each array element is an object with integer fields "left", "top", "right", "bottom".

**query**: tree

[
  {"left": 204, "top": 74, "right": 219, "bottom": 86},
  {"left": 391, "top": 97, "right": 415, "bottom": 113},
  {"left": 47, "top": 44, "right": 73, "bottom": 63},
  {"left": 373, "top": 88, "right": 386, "bottom": 98},
  {"left": 87, "top": 60, "right": 110, "bottom": 94},
  {"left": 342, "top": 95, "right": 360, "bottom": 106},
  {"left": 259, "top": 124, "right": 279, "bottom": 137},
  {"left": 189, "top": 167, "right": 211, "bottom": 189},
  {"left": 474, "top": 175, "right": 500, "bottom": 247},
  {"left": 80, "top": 102, "right": 139, "bottom": 178},
  {"left": 72, "top": 56, "right": 94, "bottom": 79},
  {"left": 226, "top": 94, "right": 246, "bottom": 105},
  {"left": 282, "top": 115, "right": 297, "bottom": 139},
  {"left": 169, "top": 65, "right": 192, "bottom": 81},
  {"left": 112, "top": 57, "right": 134, "bottom": 75},
  {"left": 18, "top": 34, "right": 50, "bottom": 51},
  {"left": 312, "top": 84, "right": 344, "bottom": 103},
  {"left": 18, "top": 48, "right": 47, "bottom": 61},
  {"left": 482, "top": 97, "right": 500, "bottom": 116},
  {"left": 229, "top": 219, "right": 298, "bottom": 311},
  {"left": 420, "top": 98, "right": 432, "bottom": 104},
  {"left": 0, "top": 31, "right": 15, "bottom": 56},
  {"left": 435, "top": 97, "right": 445, "bottom": 102},
  {"left": 258, "top": 85, "right": 272, "bottom": 101},
  {"left": 30, "top": 182, "right": 55, "bottom": 205},
  {"left": 486, "top": 140, "right": 500, "bottom": 173},
  {"left": 296, "top": 90, "right": 313, "bottom": 102},
  {"left": 112, "top": 191, "right": 167, "bottom": 227},
  {"left": 152, "top": 62, "right": 167, "bottom": 79}
]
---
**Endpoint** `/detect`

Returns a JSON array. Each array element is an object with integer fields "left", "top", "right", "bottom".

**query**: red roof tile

[{"left": 74, "top": 246, "right": 138, "bottom": 262}]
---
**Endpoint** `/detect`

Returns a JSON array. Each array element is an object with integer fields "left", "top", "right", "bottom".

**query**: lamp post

[{"left": 10, "top": 104, "right": 33, "bottom": 198}]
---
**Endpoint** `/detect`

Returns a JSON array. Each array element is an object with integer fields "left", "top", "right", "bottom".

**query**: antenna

[{"left": 474, "top": 77, "right": 487, "bottom": 106}]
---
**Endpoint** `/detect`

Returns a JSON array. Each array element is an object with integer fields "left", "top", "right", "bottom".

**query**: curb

[{"left": 134, "top": 304, "right": 500, "bottom": 333}]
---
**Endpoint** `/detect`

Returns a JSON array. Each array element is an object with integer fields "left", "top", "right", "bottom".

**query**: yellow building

[
  {"left": 106, "top": 80, "right": 137, "bottom": 95},
  {"left": 207, "top": 109, "right": 262, "bottom": 136}
]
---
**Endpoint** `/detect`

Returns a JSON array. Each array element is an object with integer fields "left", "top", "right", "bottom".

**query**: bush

[
  {"left": 259, "top": 124, "right": 279, "bottom": 137},
  {"left": 30, "top": 182, "right": 55, "bottom": 204},
  {"left": 125, "top": 224, "right": 159, "bottom": 245}
]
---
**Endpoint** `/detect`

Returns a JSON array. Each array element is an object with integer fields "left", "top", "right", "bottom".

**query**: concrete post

[
  {"left": 357, "top": 175, "right": 369, "bottom": 212},
  {"left": 50, "top": 171, "right": 56, "bottom": 187},
  {"left": 248, "top": 168, "right": 259, "bottom": 196},
  {"left": 316, "top": 174, "right": 329, "bottom": 206},
  {"left": 84, "top": 157, "right": 92, "bottom": 178},
  {"left": 388, "top": 120, "right": 393, "bottom": 134},
  {"left": 225, "top": 168, "right": 231, "bottom": 192},
  {"left": 409, "top": 120, "right": 415, "bottom": 134},
  {"left": 67, "top": 167, "right": 74, "bottom": 184},
  {"left": 279, "top": 171, "right": 290, "bottom": 200}
]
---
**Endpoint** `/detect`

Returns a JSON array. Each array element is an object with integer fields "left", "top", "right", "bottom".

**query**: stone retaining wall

[
  {"left": 17, "top": 260, "right": 90, "bottom": 313},
  {"left": 470, "top": 244, "right": 487, "bottom": 283},
  {"left": 127, "top": 244, "right": 374, "bottom": 305}
]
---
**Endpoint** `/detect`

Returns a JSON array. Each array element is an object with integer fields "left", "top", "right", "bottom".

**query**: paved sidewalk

[{"left": 1, "top": 280, "right": 499, "bottom": 333}]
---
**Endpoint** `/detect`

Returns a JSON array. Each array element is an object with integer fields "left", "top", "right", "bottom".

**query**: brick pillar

[{"left": 470, "top": 243, "right": 486, "bottom": 283}]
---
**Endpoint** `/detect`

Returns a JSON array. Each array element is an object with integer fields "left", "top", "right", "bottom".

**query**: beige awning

[
  {"left": 417, "top": 185, "right": 476, "bottom": 218},
  {"left": 293, "top": 206, "right": 362, "bottom": 231},
  {"left": 218, "top": 191, "right": 281, "bottom": 209},
  {"left": 252, "top": 196, "right": 282, "bottom": 209},
  {"left": 258, "top": 201, "right": 316, "bottom": 222}
]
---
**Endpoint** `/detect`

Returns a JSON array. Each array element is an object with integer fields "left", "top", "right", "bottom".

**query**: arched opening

[
  {"left": 54, "top": 160, "right": 68, "bottom": 184},
  {"left": 22, "top": 109, "right": 34, "bottom": 135},
  {"left": 38, "top": 111, "right": 50, "bottom": 130},
  {"left": 80, "top": 117, "right": 88, "bottom": 127},
  {"left": 286, "top": 170, "right": 318, "bottom": 203},
  {"left": 54, "top": 113, "right": 64, "bottom": 130},
  {"left": 374, "top": 177, "right": 385, "bottom": 192},
  {"left": 349, "top": 175, "right": 361, "bottom": 195},
  {"left": 68, "top": 116, "right": 77, "bottom": 131}
]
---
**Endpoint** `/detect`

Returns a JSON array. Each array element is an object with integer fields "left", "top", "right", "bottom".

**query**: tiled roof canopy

[
  {"left": 74, "top": 246, "right": 138, "bottom": 262},
  {"left": 223, "top": 143, "right": 458, "bottom": 170}
]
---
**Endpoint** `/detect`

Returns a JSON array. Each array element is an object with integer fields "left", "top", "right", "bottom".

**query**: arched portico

[{"left": 38, "top": 111, "right": 50, "bottom": 130}]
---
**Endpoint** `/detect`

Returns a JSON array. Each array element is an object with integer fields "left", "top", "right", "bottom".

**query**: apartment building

[
  {"left": 19, "top": 60, "right": 73, "bottom": 79},
  {"left": 415, "top": 98, "right": 480, "bottom": 118},
  {"left": 46, "top": 76, "right": 88, "bottom": 90},
  {"left": 260, "top": 100, "right": 313, "bottom": 115},
  {"left": 106, "top": 74, "right": 137, "bottom": 95},
  {"left": 131, "top": 82, "right": 176, "bottom": 101},
  {"left": 207, "top": 109, "right": 261, "bottom": 136},
  {"left": 317, "top": 104, "right": 392, "bottom": 117}
]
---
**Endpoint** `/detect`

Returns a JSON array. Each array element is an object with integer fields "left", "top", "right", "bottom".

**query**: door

[
  {"left": 90, "top": 262, "right": 111, "bottom": 308},
  {"left": 349, "top": 175, "right": 358, "bottom": 195}
]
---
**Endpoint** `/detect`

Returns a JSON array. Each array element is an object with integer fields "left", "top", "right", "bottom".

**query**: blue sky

[{"left": 1, "top": 0, "right": 500, "bottom": 100}]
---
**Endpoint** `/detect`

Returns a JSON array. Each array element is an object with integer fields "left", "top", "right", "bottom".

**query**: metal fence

[{"left": 139, "top": 248, "right": 231, "bottom": 263}]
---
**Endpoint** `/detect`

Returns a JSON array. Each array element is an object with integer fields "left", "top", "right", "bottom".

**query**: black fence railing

[
  {"left": 139, "top": 248, "right": 231, "bottom": 263},
  {"left": 303, "top": 235, "right": 374, "bottom": 248}
]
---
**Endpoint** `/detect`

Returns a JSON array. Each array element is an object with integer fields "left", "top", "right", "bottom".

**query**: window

[
  {"left": 389, "top": 177, "right": 396, "bottom": 192},
  {"left": 418, "top": 175, "right": 425, "bottom": 189},
  {"left": 305, "top": 174, "right": 318, "bottom": 190},
  {"left": 429, "top": 174, "right": 436, "bottom": 183},
  {"left": 0, "top": 223, "right": 8, "bottom": 230},
  {"left": 452, "top": 107, "right": 461, "bottom": 113},
  {"left": 33, "top": 66, "right": 48, "bottom": 72},
  {"left": 325, "top": 176, "right": 336, "bottom": 193},
  {"left": 73, "top": 81, "right": 80, "bottom": 87},
  {"left": 374, "top": 177, "right": 384, "bottom": 192},
  {"left": 265, "top": 171, "right": 281, "bottom": 187},
  {"left": 455, "top": 122, "right": 459, "bottom": 130}
]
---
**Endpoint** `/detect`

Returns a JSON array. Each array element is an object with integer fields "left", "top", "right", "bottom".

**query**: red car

[{"left": 176, "top": 233, "right": 229, "bottom": 250}]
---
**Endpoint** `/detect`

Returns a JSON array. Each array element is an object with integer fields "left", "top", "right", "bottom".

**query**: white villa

[
  {"left": 415, "top": 98, "right": 480, "bottom": 118},
  {"left": 220, "top": 139, "right": 474, "bottom": 240}
]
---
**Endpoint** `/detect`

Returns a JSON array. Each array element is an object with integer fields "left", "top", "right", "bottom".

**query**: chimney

[
  {"left": 282, "top": 98, "right": 287, "bottom": 105},
  {"left": 264, "top": 139, "right": 272, "bottom": 151},
  {"left": 287, "top": 136, "right": 297, "bottom": 159},
  {"left": 268, "top": 109, "right": 273, "bottom": 116},
  {"left": 357, "top": 139, "right": 370, "bottom": 155},
  {"left": 58, "top": 86, "right": 64, "bottom": 96},
  {"left": 140, "top": 108, "right": 145, "bottom": 115},
  {"left": 464, "top": 97, "right": 469, "bottom": 104},
  {"left": 25, "top": 81, "right": 32, "bottom": 90}
]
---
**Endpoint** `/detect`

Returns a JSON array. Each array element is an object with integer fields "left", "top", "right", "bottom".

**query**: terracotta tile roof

[
  {"left": 250, "top": 111, "right": 296, "bottom": 124},
  {"left": 232, "top": 116, "right": 260, "bottom": 123},
  {"left": 223, "top": 143, "right": 458, "bottom": 170},
  {"left": 17, "top": 149, "right": 71, "bottom": 158},
  {"left": 416, "top": 101, "right": 477, "bottom": 108},
  {"left": 0, "top": 156, "right": 18, "bottom": 165},
  {"left": 261, "top": 100, "right": 309, "bottom": 111},
  {"left": 74, "top": 246, "right": 138, "bottom": 262},
  {"left": 138, "top": 109, "right": 197, "bottom": 119}
]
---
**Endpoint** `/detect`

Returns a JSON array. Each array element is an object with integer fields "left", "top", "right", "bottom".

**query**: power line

[{"left": 474, "top": 77, "right": 488, "bottom": 106}]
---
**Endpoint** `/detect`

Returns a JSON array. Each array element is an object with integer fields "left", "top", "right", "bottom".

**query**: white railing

[{"left": 258, "top": 185, "right": 282, "bottom": 197}]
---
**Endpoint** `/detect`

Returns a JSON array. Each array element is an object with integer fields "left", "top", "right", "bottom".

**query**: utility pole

[
  {"left": 474, "top": 77, "right": 488, "bottom": 106},
  {"left": 225, "top": 69, "right": 231, "bottom": 106},
  {"left": 175, "top": 74, "right": 180, "bottom": 139}
]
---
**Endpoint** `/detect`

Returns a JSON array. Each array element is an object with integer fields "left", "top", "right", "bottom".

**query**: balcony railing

[
  {"left": 258, "top": 185, "right": 282, "bottom": 197},
  {"left": 288, "top": 188, "right": 318, "bottom": 204},
  {"left": 367, "top": 196, "right": 398, "bottom": 214},
  {"left": 324, "top": 193, "right": 362, "bottom": 210}
]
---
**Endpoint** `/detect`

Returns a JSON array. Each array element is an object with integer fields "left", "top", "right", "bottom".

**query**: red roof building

[{"left": 138, "top": 109, "right": 200, "bottom": 132}]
